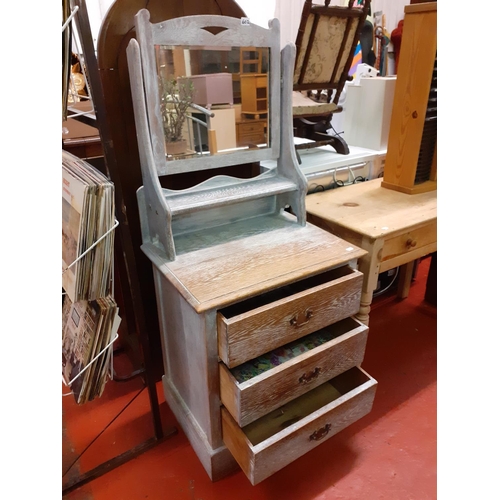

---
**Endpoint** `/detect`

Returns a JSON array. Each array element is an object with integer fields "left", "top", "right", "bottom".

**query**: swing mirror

[{"left": 155, "top": 45, "right": 271, "bottom": 160}]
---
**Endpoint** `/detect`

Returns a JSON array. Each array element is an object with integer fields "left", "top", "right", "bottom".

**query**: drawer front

[
  {"left": 222, "top": 366, "right": 377, "bottom": 485},
  {"left": 255, "top": 76, "right": 267, "bottom": 87},
  {"left": 381, "top": 220, "right": 437, "bottom": 262},
  {"left": 218, "top": 267, "right": 363, "bottom": 368},
  {"left": 239, "top": 122, "right": 265, "bottom": 134},
  {"left": 238, "top": 133, "right": 265, "bottom": 146},
  {"left": 220, "top": 317, "right": 369, "bottom": 426}
]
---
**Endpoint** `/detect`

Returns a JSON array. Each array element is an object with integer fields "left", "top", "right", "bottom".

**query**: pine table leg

[
  {"left": 396, "top": 260, "right": 415, "bottom": 299},
  {"left": 356, "top": 238, "right": 383, "bottom": 325}
]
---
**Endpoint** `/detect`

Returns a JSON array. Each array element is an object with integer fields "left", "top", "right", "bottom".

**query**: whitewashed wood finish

[
  {"left": 144, "top": 13, "right": 282, "bottom": 168},
  {"left": 170, "top": 196, "right": 276, "bottom": 237},
  {"left": 141, "top": 213, "right": 366, "bottom": 313},
  {"left": 143, "top": 208, "right": 368, "bottom": 481},
  {"left": 128, "top": 11, "right": 312, "bottom": 259},
  {"left": 219, "top": 317, "right": 369, "bottom": 426},
  {"left": 128, "top": 11, "right": 377, "bottom": 484},
  {"left": 218, "top": 267, "right": 363, "bottom": 367},
  {"left": 162, "top": 375, "right": 238, "bottom": 481},
  {"left": 221, "top": 367, "right": 377, "bottom": 485},
  {"left": 163, "top": 171, "right": 300, "bottom": 238},
  {"left": 276, "top": 43, "right": 308, "bottom": 225},
  {"left": 165, "top": 175, "right": 296, "bottom": 217},
  {"left": 157, "top": 148, "right": 273, "bottom": 177},
  {"left": 152, "top": 266, "right": 241, "bottom": 481},
  {"left": 134, "top": 9, "right": 281, "bottom": 173},
  {"left": 153, "top": 269, "right": 222, "bottom": 448},
  {"left": 126, "top": 41, "right": 175, "bottom": 258}
]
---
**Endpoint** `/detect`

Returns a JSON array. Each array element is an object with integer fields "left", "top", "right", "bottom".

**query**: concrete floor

[{"left": 63, "top": 256, "right": 436, "bottom": 499}]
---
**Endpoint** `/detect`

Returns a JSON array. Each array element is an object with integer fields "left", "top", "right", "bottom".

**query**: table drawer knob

[
  {"left": 406, "top": 238, "right": 417, "bottom": 249},
  {"left": 290, "top": 309, "right": 313, "bottom": 327},
  {"left": 309, "top": 423, "right": 332, "bottom": 441},
  {"left": 299, "top": 367, "right": 321, "bottom": 384}
]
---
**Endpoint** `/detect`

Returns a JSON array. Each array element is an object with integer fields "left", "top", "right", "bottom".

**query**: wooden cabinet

[
  {"left": 178, "top": 73, "right": 234, "bottom": 108},
  {"left": 240, "top": 73, "right": 268, "bottom": 119},
  {"left": 128, "top": 11, "right": 378, "bottom": 487},
  {"left": 381, "top": 2, "right": 437, "bottom": 194},
  {"left": 142, "top": 216, "right": 377, "bottom": 485},
  {"left": 236, "top": 119, "right": 267, "bottom": 147}
]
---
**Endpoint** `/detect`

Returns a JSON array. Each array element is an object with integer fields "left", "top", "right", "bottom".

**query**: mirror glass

[{"left": 155, "top": 45, "right": 270, "bottom": 160}]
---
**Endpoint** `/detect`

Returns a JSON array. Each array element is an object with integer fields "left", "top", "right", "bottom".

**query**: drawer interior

[
  {"left": 230, "top": 317, "right": 362, "bottom": 383},
  {"left": 219, "top": 266, "right": 356, "bottom": 319},
  {"left": 242, "top": 367, "right": 371, "bottom": 445}
]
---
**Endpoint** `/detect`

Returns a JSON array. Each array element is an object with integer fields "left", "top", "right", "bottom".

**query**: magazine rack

[
  {"left": 62, "top": 332, "right": 118, "bottom": 390},
  {"left": 62, "top": 218, "right": 120, "bottom": 394}
]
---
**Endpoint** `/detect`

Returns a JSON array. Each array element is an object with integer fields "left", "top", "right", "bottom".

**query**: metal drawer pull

[
  {"left": 309, "top": 423, "right": 332, "bottom": 441},
  {"left": 290, "top": 309, "right": 313, "bottom": 327},
  {"left": 299, "top": 367, "right": 321, "bottom": 384}
]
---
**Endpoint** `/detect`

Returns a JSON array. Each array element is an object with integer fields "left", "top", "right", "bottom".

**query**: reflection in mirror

[{"left": 155, "top": 45, "right": 270, "bottom": 160}]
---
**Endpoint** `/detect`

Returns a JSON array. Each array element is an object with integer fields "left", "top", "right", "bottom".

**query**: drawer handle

[
  {"left": 299, "top": 367, "right": 321, "bottom": 384},
  {"left": 290, "top": 309, "right": 313, "bottom": 327},
  {"left": 406, "top": 238, "right": 417, "bottom": 249},
  {"left": 309, "top": 423, "right": 332, "bottom": 441}
]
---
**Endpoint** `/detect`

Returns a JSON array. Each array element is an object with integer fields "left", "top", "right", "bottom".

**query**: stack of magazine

[
  {"left": 62, "top": 150, "right": 119, "bottom": 403},
  {"left": 62, "top": 294, "right": 121, "bottom": 404},
  {"left": 62, "top": 150, "right": 115, "bottom": 303}
]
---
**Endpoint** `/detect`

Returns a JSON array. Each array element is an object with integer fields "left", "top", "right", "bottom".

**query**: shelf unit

[
  {"left": 239, "top": 46, "right": 264, "bottom": 74},
  {"left": 240, "top": 73, "right": 268, "bottom": 119},
  {"left": 381, "top": 2, "right": 437, "bottom": 195}
]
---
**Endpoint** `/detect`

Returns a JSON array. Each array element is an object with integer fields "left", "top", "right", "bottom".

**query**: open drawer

[
  {"left": 220, "top": 317, "right": 368, "bottom": 426},
  {"left": 217, "top": 265, "right": 363, "bottom": 367},
  {"left": 222, "top": 366, "right": 377, "bottom": 485}
]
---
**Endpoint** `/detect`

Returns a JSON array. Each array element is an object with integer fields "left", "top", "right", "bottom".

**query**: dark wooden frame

[{"left": 293, "top": 0, "right": 371, "bottom": 155}]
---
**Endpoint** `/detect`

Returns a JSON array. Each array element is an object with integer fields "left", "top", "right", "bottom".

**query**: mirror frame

[{"left": 136, "top": 11, "right": 281, "bottom": 176}]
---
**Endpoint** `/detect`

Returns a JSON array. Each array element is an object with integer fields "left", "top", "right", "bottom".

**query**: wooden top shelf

[{"left": 142, "top": 213, "right": 365, "bottom": 312}]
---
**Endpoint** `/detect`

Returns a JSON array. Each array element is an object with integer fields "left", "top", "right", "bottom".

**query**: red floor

[{"left": 62, "top": 256, "right": 437, "bottom": 499}]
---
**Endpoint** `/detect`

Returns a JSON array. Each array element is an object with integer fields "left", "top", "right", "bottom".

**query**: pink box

[{"left": 178, "top": 73, "right": 233, "bottom": 108}]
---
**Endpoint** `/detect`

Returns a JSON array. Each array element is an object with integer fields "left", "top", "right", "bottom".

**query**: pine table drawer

[
  {"left": 221, "top": 366, "right": 377, "bottom": 485},
  {"left": 381, "top": 220, "right": 437, "bottom": 262},
  {"left": 220, "top": 317, "right": 368, "bottom": 426},
  {"left": 217, "top": 266, "right": 363, "bottom": 368}
]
